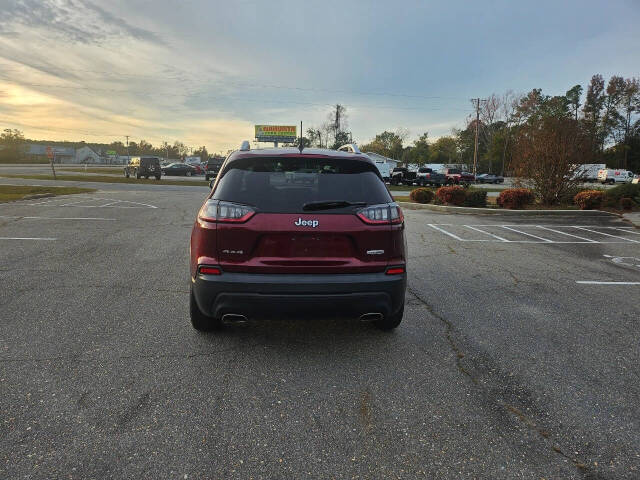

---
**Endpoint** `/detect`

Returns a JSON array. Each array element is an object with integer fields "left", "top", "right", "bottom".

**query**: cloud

[{"left": 0, "top": 0, "right": 161, "bottom": 44}]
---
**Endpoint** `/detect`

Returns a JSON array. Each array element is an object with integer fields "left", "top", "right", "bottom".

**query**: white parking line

[
  {"left": 0, "top": 237, "right": 56, "bottom": 241},
  {"left": 465, "top": 225, "right": 510, "bottom": 242},
  {"left": 576, "top": 281, "right": 640, "bottom": 285},
  {"left": 0, "top": 215, "right": 115, "bottom": 221},
  {"left": 573, "top": 227, "right": 640, "bottom": 244},
  {"left": 427, "top": 224, "right": 467, "bottom": 241},
  {"left": 501, "top": 226, "right": 553, "bottom": 242},
  {"left": 21, "top": 195, "right": 157, "bottom": 209},
  {"left": 609, "top": 227, "right": 640, "bottom": 235},
  {"left": 536, "top": 225, "right": 598, "bottom": 243},
  {"left": 426, "top": 224, "right": 640, "bottom": 244}
]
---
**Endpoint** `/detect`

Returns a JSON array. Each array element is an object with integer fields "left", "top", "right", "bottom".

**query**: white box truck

[{"left": 572, "top": 164, "right": 606, "bottom": 182}]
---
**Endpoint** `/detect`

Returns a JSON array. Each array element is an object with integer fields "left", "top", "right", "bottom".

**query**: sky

[{"left": 0, "top": 0, "right": 639, "bottom": 153}]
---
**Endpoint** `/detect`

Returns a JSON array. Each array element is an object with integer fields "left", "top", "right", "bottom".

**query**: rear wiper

[{"left": 302, "top": 200, "right": 367, "bottom": 211}]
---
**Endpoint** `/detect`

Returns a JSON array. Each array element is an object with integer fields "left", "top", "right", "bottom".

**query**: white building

[
  {"left": 361, "top": 151, "right": 398, "bottom": 180},
  {"left": 75, "top": 146, "right": 101, "bottom": 164}
]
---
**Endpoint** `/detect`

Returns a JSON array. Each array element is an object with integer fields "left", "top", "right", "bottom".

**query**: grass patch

[
  {"left": 0, "top": 185, "right": 95, "bottom": 202},
  {"left": 0, "top": 173, "right": 209, "bottom": 187},
  {"left": 60, "top": 167, "right": 123, "bottom": 175},
  {"left": 393, "top": 195, "right": 411, "bottom": 202},
  {"left": 0, "top": 158, "right": 50, "bottom": 164}
]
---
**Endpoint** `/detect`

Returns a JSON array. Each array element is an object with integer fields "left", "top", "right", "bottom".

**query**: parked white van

[{"left": 597, "top": 169, "right": 635, "bottom": 184}]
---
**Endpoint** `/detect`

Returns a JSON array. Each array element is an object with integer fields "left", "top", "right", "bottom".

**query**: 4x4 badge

[{"left": 294, "top": 218, "right": 319, "bottom": 228}]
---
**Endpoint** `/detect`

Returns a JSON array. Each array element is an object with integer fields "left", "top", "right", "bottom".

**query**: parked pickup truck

[
  {"left": 416, "top": 167, "right": 446, "bottom": 186},
  {"left": 442, "top": 168, "right": 475, "bottom": 185},
  {"left": 390, "top": 167, "right": 417, "bottom": 186}
]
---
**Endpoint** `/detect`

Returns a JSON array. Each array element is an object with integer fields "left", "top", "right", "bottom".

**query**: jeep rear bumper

[{"left": 192, "top": 271, "right": 406, "bottom": 320}]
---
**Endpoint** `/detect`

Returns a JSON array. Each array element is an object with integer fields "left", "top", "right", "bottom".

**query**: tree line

[
  {"left": 0, "top": 130, "right": 215, "bottom": 162},
  {"left": 343, "top": 74, "right": 639, "bottom": 176}
]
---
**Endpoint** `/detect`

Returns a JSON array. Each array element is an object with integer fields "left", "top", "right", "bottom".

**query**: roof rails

[
  {"left": 337, "top": 143, "right": 361, "bottom": 154},
  {"left": 240, "top": 140, "right": 251, "bottom": 151}
]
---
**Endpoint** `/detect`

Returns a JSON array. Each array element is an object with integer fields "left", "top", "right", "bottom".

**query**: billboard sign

[{"left": 255, "top": 125, "right": 297, "bottom": 143}]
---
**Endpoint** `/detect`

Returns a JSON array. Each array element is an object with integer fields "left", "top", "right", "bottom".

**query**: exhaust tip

[
  {"left": 359, "top": 313, "right": 383, "bottom": 322},
  {"left": 221, "top": 313, "right": 249, "bottom": 325}
]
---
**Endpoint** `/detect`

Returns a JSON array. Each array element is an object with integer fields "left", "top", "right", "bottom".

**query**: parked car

[
  {"left": 390, "top": 167, "right": 417, "bottom": 186},
  {"left": 442, "top": 168, "right": 475, "bottom": 185},
  {"left": 124, "top": 156, "right": 161, "bottom": 180},
  {"left": 190, "top": 144, "right": 407, "bottom": 332},
  {"left": 205, "top": 157, "right": 224, "bottom": 182},
  {"left": 162, "top": 162, "right": 196, "bottom": 176},
  {"left": 597, "top": 168, "right": 635, "bottom": 184},
  {"left": 475, "top": 173, "right": 504, "bottom": 184},
  {"left": 416, "top": 167, "right": 446, "bottom": 186},
  {"left": 190, "top": 164, "right": 204, "bottom": 175}
]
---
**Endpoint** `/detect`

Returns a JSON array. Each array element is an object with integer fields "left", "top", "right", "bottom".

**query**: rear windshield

[
  {"left": 141, "top": 157, "right": 159, "bottom": 167},
  {"left": 213, "top": 155, "right": 392, "bottom": 213}
]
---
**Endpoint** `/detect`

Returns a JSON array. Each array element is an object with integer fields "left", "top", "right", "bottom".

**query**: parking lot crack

[{"left": 407, "top": 285, "right": 603, "bottom": 479}]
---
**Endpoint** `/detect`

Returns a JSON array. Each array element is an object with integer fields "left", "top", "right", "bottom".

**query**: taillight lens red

[
  {"left": 199, "top": 266, "right": 222, "bottom": 275},
  {"left": 386, "top": 267, "right": 405, "bottom": 275},
  {"left": 198, "top": 200, "right": 255, "bottom": 223},
  {"left": 357, "top": 203, "right": 403, "bottom": 225}
]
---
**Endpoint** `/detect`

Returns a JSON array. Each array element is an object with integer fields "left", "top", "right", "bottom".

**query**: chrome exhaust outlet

[
  {"left": 221, "top": 313, "right": 249, "bottom": 325},
  {"left": 359, "top": 313, "right": 383, "bottom": 322}
]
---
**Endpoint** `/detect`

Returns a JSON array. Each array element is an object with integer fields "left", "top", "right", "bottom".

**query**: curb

[
  {"left": 622, "top": 213, "right": 640, "bottom": 228},
  {"left": 397, "top": 202, "right": 617, "bottom": 216}
]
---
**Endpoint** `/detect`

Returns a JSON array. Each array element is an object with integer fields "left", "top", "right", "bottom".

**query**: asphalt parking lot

[{"left": 1, "top": 183, "right": 639, "bottom": 479}]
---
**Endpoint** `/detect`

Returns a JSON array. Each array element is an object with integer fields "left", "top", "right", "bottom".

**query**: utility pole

[
  {"left": 125, "top": 135, "right": 130, "bottom": 164},
  {"left": 472, "top": 98, "right": 483, "bottom": 177}
]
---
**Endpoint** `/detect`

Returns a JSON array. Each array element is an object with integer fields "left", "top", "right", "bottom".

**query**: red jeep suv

[{"left": 190, "top": 146, "right": 407, "bottom": 330}]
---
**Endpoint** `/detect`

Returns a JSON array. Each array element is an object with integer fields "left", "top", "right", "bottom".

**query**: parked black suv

[
  {"left": 205, "top": 157, "right": 224, "bottom": 182},
  {"left": 124, "top": 156, "right": 161, "bottom": 180}
]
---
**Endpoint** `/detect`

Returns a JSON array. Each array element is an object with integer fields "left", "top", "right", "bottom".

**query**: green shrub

[
  {"left": 463, "top": 189, "right": 487, "bottom": 207},
  {"left": 409, "top": 187, "right": 434, "bottom": 204},
  {"left": 496, "top": 188, "right": 535, "bottom": 209},
  {"left": 620, "top": 197, "right": 634, "bottom": 211},
  {"left": 435, "top": 185, "right": 466, "bottom": 206},
  {"left": 605, "top": 183, "right": 640, "bottom": 205},
  {"left": 573, "top": 190, "right": 605, "bottom": 210}
]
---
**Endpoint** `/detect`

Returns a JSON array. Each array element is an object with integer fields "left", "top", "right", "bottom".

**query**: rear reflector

[
  {"left": 386, "top": 267, "right": 405, "bottom": 275},
  {"left": 199, "top": 266, "right": 222, "bottom": 275}
]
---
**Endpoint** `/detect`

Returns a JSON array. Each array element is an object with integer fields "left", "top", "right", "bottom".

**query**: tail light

[
  {"left": 198, "top": 200, "right": 255, "bottom": 223},
  {"left": 198, "top": 266, "right": 222, "bottom": 275},
  {"left": 357, "top": 203, "right": 404, "bottom": 225}
]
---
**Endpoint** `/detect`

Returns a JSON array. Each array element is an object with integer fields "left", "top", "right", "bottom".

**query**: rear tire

[
  {"left": 155, "top": 175, "right": 161, "bottom": 180},
  {"left": 375, "top": 305, "right": 404, "bottom": 331},
  {"left": 190, "top": 290, "right": 221, "bottom": 331}
]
